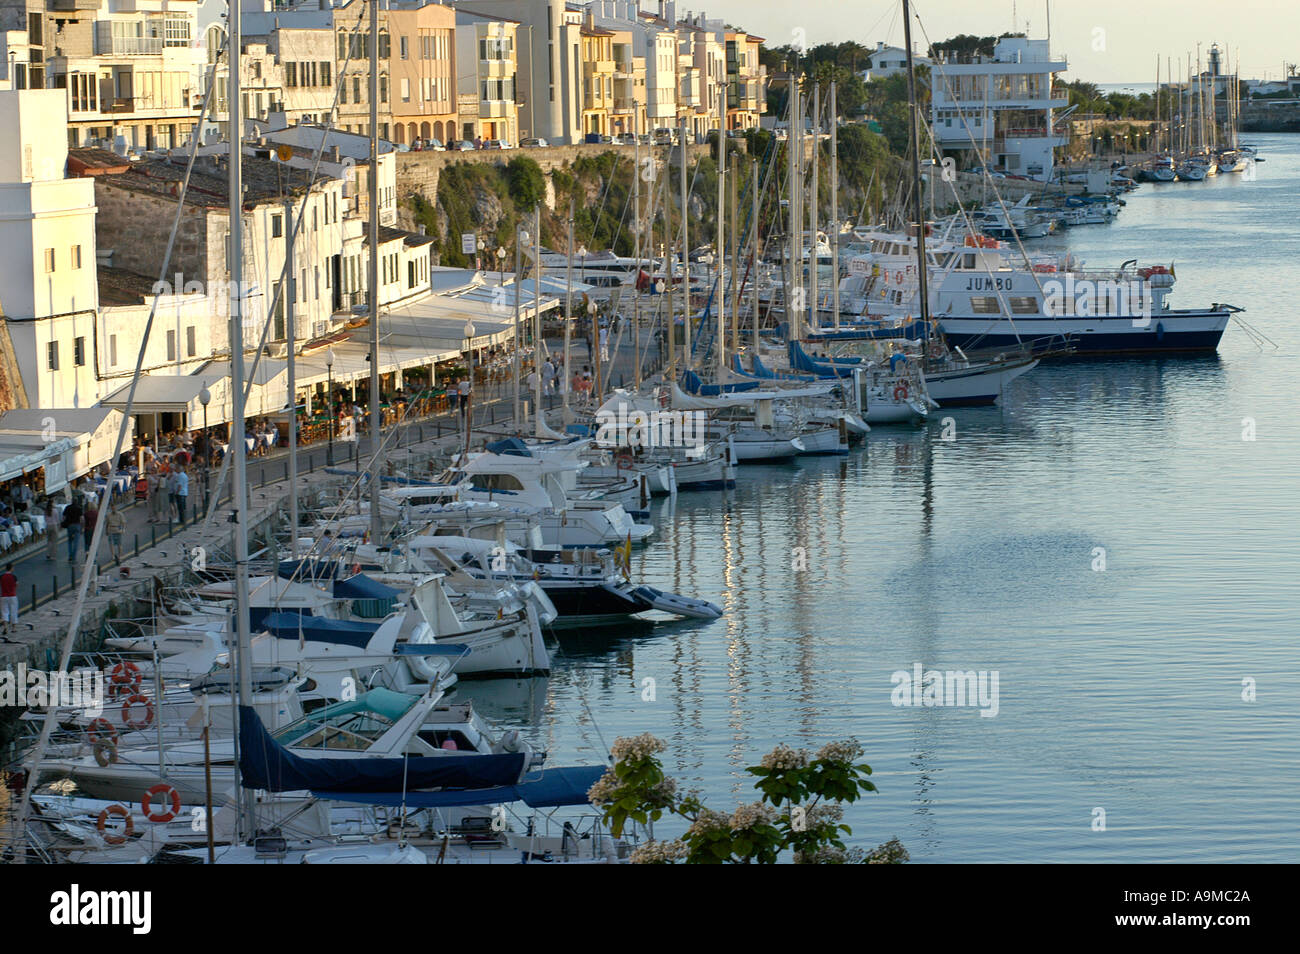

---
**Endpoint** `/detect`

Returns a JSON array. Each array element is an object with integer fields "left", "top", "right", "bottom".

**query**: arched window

[{"left": 206, "top": 25, "right": 226, "bottom": 66}]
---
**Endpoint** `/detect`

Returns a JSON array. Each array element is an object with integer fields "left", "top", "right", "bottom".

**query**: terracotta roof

[
  {"left": 95, "top": 155, "right": 331, "bottom": 210},
  {"left": 67, "top": 148, "right": 131, "bottom": 178},
  {"left": 97, "top": 266, "right": 167, "bottom": 307}
]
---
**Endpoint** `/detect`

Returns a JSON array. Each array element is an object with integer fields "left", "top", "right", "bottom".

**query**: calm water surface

[{"left": 492, "top": 138, "right": 1300, "bottom": 862}]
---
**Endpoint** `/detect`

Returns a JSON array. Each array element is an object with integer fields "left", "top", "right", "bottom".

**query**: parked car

[
  {"left": 425, "top": 138, "right": 446, "bottom": 152},
  {"left": 520, "top": 137, "right": 549, "bottom": 148},
  {"left": 584, "top": 132, "right": 614, "bottom": 145},
  {"left": 483, "top": 139, "right": 513, "bottom": 150},
  {"left": 652, "top": 128, "right": 675, "bottom": 145},
  {"left": 613, "top": 133, "right": 636, "bottom": 145},
  {"left": 452, "top": 140, "right": 476, "bottom": 151}
]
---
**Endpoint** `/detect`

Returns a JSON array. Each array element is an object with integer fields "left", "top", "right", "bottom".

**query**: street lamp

[
  {"left": 462, "top": 318, "right": 476, "bottom": 443},
  {"left": 587, "top": 299, "right": 600, "bottom": 401},
  {"left": 496, "top": 244, "right": 506, "bottom": 284},
  {"left": 477, "top": 237, "right": 486, "bottom": 272},
  {"left": 198, "top": 385, "right": 211, "bottom": 511},
  {"left": 325, "top": 347, "right": 336, "bottom": 466}
]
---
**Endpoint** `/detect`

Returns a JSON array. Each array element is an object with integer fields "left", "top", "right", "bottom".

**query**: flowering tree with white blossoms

[{"left": 587, "top": 734, "right": 908, "bottom": 864}]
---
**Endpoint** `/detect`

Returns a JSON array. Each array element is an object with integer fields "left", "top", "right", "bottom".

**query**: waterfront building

[
  {"left": 929, "top": 34, "right": 1068, "bottom": 182},
  {"left": 453, "top": 8, "right": 520, "bottom": 144}
]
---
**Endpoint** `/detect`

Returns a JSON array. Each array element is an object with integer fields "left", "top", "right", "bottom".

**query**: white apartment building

[
  {"left": 859, "top": 42, "right": 931, "bottom": 81},
  {"left": 929, "top": 35, "right": 1068, "bottom": 182},
  {"left": 0, "top": 88, "right": 101, "bottom": 410}
]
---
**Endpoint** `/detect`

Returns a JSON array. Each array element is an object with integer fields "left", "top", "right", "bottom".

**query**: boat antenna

[{"left": 902, "top": 0, "right": 932, "bottom": 370}]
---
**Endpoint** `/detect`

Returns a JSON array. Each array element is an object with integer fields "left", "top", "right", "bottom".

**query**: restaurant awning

[{"left": 0, "top": 407, "right": 132, "bottom": 487}]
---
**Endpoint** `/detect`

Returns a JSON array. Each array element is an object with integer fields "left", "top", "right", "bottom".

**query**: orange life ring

[
  {"left": 87, "top": 718, "right": 118, "bottom": 745},
  {"left": 351, "top": 563, "right": 362, "bottom": 576},
  {"left": 894, "top": 384, "right": 909, "bottom": 402},
  {"left": 141, "top": 784, "right": 181, "bottom": 824},
  {"left": 121, "top": 693, "right": 154, "bottom": 729},
  {"left": 96, "top": 804, "right": 133, "bottom": 844},
  {"left": 109, "top": 661, "right": 142, "bottom": 689},
  {"left": 895, "top": 271, "right": 904, "bottom": 283},
  {"left": 658, "top": 388, "right": 669, "bottom": 408}
]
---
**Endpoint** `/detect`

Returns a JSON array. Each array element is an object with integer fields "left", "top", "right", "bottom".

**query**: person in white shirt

[
  {"left": 543, "top": 360, "right": 556, "bottom": 394},
  {"left": 457, "top": 378, "right": 471, "bottom": 418}
]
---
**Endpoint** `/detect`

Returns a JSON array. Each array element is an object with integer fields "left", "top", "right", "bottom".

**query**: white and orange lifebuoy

[
  {"left": 141, "top": 784, "right": 181, "bottom": 824},
  {"left": 895, "top": 271, "right": 904, "bottom": 284},
  {"left": 109, "top": 661, "right": 142, "bottom": 690},
  {"left": 893, "top": 384, "right": 909, "bottom": 402},
  {"left": 96, "top": 803, "right": 133, "bottom": 844},
  {"left": 121, "top": 693, "right": 154, "bottom": 729}
]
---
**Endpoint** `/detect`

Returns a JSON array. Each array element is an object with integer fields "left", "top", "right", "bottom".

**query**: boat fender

[
  {"left": 1156, "top": 321, "right": 1165, "bottom": 341},
  {"left": 96, "top": 804, "right": 133, "bottom": 845},
  {"left": 142, "top": 783, "right": 182, "bottom": 823},
  {"left": 93, "top": 739, "right": 118, "bottom": 767},
  {"left": 87, "top": 718, "right": 119, "bottom": 746},
  {"left": 122, "top": 693, "right": 154, "bottom": 729}
]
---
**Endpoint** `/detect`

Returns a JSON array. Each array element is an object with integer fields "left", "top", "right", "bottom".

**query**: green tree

[
  {"left": 589, "top": 734, "right": 908, "bottom": 864},
  {"left": 505, "top": 156, "right": 545, "bottom": 209}
]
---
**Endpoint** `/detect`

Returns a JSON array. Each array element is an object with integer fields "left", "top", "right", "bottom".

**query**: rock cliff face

[{"left": 0, "top": 303, "right": 31, "bottom": 412}]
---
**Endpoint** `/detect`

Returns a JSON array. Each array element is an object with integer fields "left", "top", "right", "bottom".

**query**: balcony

[
  {"left": 102, "top": 98, "right": 135, "bottom": 114},
  {"left": 96, "top": 36, "right": 165, "bottom": 56},
  {"left": 48, "top": 0, "right": 100, "bottom": 10}
]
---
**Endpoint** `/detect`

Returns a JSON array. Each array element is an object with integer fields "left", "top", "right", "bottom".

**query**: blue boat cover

[
  {"left": 317, "top": 766, "right": 607, "bottom": 809},
  {"left": 238, "top": 706, "right": 527, "bottom": 793},
  {"left": 679, "top": 369, "right": 761, "bottom": 396},
  {"left": 279, "top": 558, "right": 340, "bottom": 581},
  {"left": 485, "top": 437, "right": 532, "bottom": 457},
  {"left": 333, "top": 574, "right": 400, "bottom": 601},
  {"left": 259, "top": 611, "right": 380, "bottom": 649},
  {"left": 392, "top": 642, "right": 470, "bottom": 656}
]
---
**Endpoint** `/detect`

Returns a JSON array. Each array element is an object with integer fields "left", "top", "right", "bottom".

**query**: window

[
  {"left": 272, "top": 213, "right": 283, "bottom": 238},
  {"left": 109, "top": 334, "right": 118, "bottom": 368},
  {"left": 970, "top": 296, "right": 1001, "bottom": 315},
  {"left": 401, "top": 77, "right": 410, "bottom": 102},
  {"left": 320, "top": 62, "right": 331, "bottom": 87},
  {"left": 400, "top": 36, "right": 408, "bottom": 59},
  {"left": 46, "top": 341, "right": 58, "bottom": 371},
  {"left": 186, "top": 326, "right": 196, "bottom": 357},
  {"left": 74, "top": 337, "right": 86, "bottom": 367},
  {"left": 44, "top": 248, "right": 55, "bottom": 273},
  {"left": 1008, "top": 296, "right": 1039, "bottom": 315},
  {"left": 166, "top": 330, "right": 177, "bottom": 361},
  {"left": 353, "top": 76, "right": 361, "bottom": 102},
  {"left": 71, "top": 245, "right": 82, "bottom": 269},
  {"left": 408, "top": 260, "right": 416, "bottom": 289},
  {"left": 272, "top": 281, "right": 285, "bottom": 338},
  {"left": 286, "top": 62, "right": 297, "bottom": 87}
]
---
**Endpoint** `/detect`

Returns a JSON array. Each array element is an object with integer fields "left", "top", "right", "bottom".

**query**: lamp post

[
  {"left": 588, "top": 299, "right": 600, "bottom": 402},
  {"left": 462, "top": 318, "right": 476, "bottom": 455},
  {"left": 198, "top": 385, "right": 211, "bottom": 512},
  {"left": 496, "top": 244, "right": 506, "bottom": 285},
  {"left": 325, "top": 347, "right": 336, "bottom": 466},
  {"left": 514, "top": 226, "right": 530, "bottom": 427},
  {"left": 477, "top": 237, "right": 485, "bottom": 272}
]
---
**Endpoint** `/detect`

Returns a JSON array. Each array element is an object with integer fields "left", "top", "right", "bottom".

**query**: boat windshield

[{"left": 273, "top": 689, "right": 416, "bottom": 750}]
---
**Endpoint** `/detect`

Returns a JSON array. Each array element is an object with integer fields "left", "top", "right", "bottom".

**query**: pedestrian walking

[
  {"left": 44, "top": 498, "right": 59, "bottom": 562},
  {"left": 82, "top": 497, "right": 99, "bottom": 556},
  {"left": 148, "top": 465, "right": 166, "bottom": 523},
  {"left": 62, "top": 497, "right": 82, "bottom": 563},
  {"left": 106, "top": 504, "right": 126, "bottom": 562},
  {"left": 174, "top": 465, "right": 190, "bottom": 524},
  {"left": 0, "top": 563, "right": 18, "bottom": 634}
]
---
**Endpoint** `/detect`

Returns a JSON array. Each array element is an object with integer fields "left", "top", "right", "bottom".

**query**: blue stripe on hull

[
  {"left": 932, "top": 394, "right": 999, "bottom": 407},
  {"left": 941, "top": 328, "right": 1225, "bottom": 355}
]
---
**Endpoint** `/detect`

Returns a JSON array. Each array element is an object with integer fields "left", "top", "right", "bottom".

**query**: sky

[{"left": 698, "top": 0, "right": 1297, "bottom": 84}]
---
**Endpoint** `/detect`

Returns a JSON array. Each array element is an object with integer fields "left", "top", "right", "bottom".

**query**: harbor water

[{"left": 481, "top": 133, "right": 1300, "bottom": 862}]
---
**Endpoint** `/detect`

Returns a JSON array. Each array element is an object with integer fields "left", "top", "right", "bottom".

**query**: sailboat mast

[
  {"left": 285, "top": 196, "right": 298, "bottom": 561},
  {"left": 680, "top": 117, "right": 690, "bottom": 373},
  {"left": 633, "top": 124, "right": 641, "bottom": 390},
  {"left": 533, "top": 207, "right": 543, "bottom": 430},
  {"left": 227, "top": 0, "right": 256, "bottom": 842},
  {"left": 716, "top": 83, "right": 726, "bottom": 381},
  {"left": 368, "top": 0, "right": 382, "bottom": 542},
  {"left": 810, "top": 83, "right": 819, "bottom": 333},
  {"left": 831, "top": 81, "right": 840, "bottom": 331},
  {"left": 902, "top": 0, "right": 931, "bottom": 362},
  {"left": 787, "top": 77, "right": 801, "bottom": 343},
  {"left": 751, "top": 157, "right": 760, "bottom": 350},
  {"left": 564, "top": 200, "right": 573, "bottom": 420}
]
